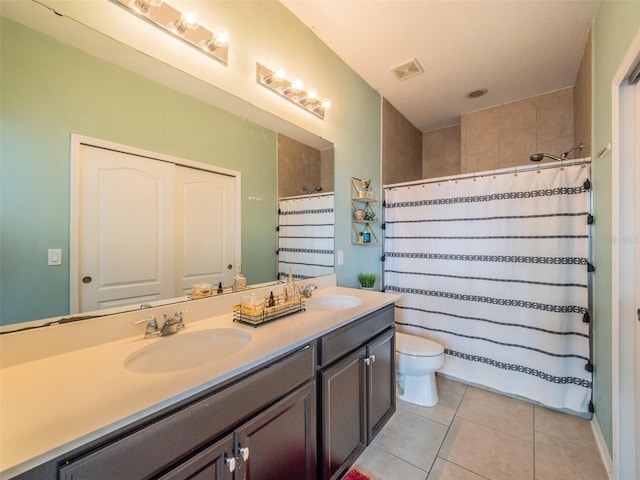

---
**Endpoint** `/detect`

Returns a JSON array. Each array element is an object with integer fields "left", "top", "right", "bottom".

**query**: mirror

[
  {"left": 277, "top": 134, "right": 335, "bottom": 281},
  {"left": 0, "top": 12, "right": 334, "bottom": 330}
]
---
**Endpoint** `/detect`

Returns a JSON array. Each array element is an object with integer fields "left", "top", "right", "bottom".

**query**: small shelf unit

[{"left": 350, "top": 177, "right": 379, "bottom": 245}]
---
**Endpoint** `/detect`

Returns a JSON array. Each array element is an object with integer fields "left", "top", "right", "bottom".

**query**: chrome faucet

[
  {"left": 160, "top": 310, "right": 188, "bottom": 336},
  {"left": 300, "top": 283, "right": 318, "bottom": 298},
  {"left": 132, "top": 316, "right": 161, "bottom": 339},
  {"left": 132, "top": 310, "right": 191, "bottom": 339}
]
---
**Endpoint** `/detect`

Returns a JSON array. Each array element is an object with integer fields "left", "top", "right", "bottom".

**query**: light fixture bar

[
  {"left": 256, "top": 63, "right": 330, "bottom": 120},
  {"left": 112, "top": 0, "right": 229, "bottom": 66}
]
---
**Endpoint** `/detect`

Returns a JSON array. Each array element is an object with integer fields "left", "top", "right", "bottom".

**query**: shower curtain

[
  {"left": 384, "top": 163, "right": 592, "bottom": 413},
  {"left": 278, "top": 193, "right": 334, "bottom": 280}
]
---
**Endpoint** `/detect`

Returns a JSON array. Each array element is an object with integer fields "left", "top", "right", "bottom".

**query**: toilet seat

[{"left": 396, "top": 332, "right": 444, "bottom": 357}]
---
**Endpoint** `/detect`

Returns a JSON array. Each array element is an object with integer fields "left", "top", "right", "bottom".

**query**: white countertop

[{"left": 0, "top": 283, "right": 399, "bottom": 478}]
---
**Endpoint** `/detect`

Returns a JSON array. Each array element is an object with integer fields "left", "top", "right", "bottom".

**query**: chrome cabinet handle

[
  {"left": 363, "top": 354, "right": 376, "bottom": 366},
  {"left": 225, "top": 456, "right": 236, "bottom": 472},
  {"left": 239, "top": 446, "right": 250, "bottom": 461}
]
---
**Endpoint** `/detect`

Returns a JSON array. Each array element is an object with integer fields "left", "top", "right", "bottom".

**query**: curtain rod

[
  {"left": 279, "top": 191, "right": 334, "bottom": 200},
  {"left": 383, "top": 157, "right": 592, "bottom": 190}
]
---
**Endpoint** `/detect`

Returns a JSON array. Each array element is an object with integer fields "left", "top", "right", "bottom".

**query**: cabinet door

[
  {"left": 235, "top": 381, "right": 316, "bottom": 480},
  {"left": 320, "top": 347, "right": 367, "bottom": 480},
  {"left": 366, "top": 328, "right": 396, "bottom": 442},
  {"left": 158, "top": 434, "right": 234, "bottom": 480}
]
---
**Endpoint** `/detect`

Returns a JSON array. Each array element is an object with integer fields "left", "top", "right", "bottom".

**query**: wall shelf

[{"left": 350, "top": 177, "right": 378, "bottom": 245}]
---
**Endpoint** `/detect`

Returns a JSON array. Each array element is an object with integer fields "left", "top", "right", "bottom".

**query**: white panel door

[
  {"left": 78, "top": 145, "right": 175, "bottom": 311},
  {"left": 175, "top": 166, "right": 236, "bottom": 294},
  {"left": 635, "top": 80, "right": 640, "bottom": 471}
]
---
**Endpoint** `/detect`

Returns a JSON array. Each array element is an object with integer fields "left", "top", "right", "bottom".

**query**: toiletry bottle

[
  {"left": 233, "top": 265, "right": 246, "bottom": 291},
  {"left": 217, "top": 282, "right": 224, "bottom": 294},
  {"left": 285, "top": 268, "right": 295, "bottom": 300},
  {"left": 268, "top": 291, "right": 275, "bottom": 307}
]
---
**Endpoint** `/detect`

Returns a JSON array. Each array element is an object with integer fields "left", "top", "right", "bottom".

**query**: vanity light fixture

[
  {"left": 256, "top": 63, "right": 331, "bottom": 120},
  {"left": 113, "top": 0, "right": 229, "bottom": 66}
]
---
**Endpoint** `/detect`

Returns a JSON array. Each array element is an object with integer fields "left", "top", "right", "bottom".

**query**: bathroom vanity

[{"left": 0, "top": 278, "right": 399, "bottom": 480}]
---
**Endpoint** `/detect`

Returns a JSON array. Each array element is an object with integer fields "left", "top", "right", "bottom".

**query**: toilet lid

[{"left": 396, "top": 332, "right": 444, "bottom": 357}]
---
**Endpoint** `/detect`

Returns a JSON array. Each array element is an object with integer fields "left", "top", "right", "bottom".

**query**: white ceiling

[{"left": 280, "top": 0, "right": 601, "bottom": 132}]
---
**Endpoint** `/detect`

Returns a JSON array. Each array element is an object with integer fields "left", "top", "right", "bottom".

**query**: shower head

[
  {"left": 529, "top": 153, "right": 564, "bottom": 162},
  {"left": 530, "top": 143, "right": 584, "bottom": 162},
  {"left": 301, "top": 186, "right": 323, "bottom": 194}
]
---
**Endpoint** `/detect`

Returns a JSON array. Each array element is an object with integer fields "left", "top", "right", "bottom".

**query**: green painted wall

[
  {"left": 591, "top": 0, "right": 640, "bottom": 455},
  {"left": 1, "top": 18, "right": 277, "bottom": 325},
  {"left": 1, "top": 0, "right": 383, "bottom": 326}
]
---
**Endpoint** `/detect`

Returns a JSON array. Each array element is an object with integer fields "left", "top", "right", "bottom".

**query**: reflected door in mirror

[
  {"left": 78, "top": 145, "right": 176, "bottom": 311},
  {"left": 75, "top": 142, "right": 237, "bottom": 313},
  {"left": 176, "top": 166, "right": 236, "bottom": 294}
]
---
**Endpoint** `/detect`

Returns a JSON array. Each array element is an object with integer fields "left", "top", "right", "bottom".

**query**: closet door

[
  {"left": 175, "top": 166, "right": 236, "bottom": 294},
  {"left": 77, "top": 144, "right": 175, "bottom": 312}
]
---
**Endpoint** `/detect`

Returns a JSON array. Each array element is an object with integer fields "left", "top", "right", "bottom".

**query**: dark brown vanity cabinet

[
  {"left": 317, "top": 305, "right": 395, "bottom": 480},
  {"left": 159, "top": 382, "right": 316, "bottom": 480},
  {"left": 13, "top": 304, "right": 397, "bottom": 480},
  {"left": 56, "top": 345, "right": 316, "bottom": 480}
]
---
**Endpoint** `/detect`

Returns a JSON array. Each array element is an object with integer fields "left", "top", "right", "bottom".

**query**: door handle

[{"left": 82, "top": 276, "right": 92, "bottom": 284}]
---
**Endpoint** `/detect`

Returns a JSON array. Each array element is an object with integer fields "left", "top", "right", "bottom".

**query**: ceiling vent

[{"left": 391, "top": 59, "right": 424, "bottom": 81}]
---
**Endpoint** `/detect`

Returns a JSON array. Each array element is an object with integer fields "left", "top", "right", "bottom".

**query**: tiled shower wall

[
  {"left": 412, "top": 27, "right": 592, "bottom": 180},
  {"left": 382, "top": 98, "right": 422, "bottom": 186},
  {"left": 460, "top": 86, "right": 575, "bottom": 173},
  {"left": 573, "top": 28, "right": 592, "bottom": 161},
  {"left": 278, "top": 133, "right": 320, "bottom": 198}
]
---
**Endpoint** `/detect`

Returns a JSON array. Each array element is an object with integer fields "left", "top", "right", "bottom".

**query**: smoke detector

[{"left": 391, "top": 58, "right": 424, "bottom": 81}]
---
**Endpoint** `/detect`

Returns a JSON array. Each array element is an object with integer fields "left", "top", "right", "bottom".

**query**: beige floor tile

[
  {"left": 352, "top": 444, "right": 428, "bottom": 480},
  {"left": 398, "top": 388, "right": 463, "bottom": 427},
  {"left": 439, "top": 417, "right": 534, "bottom": 480},
  {"left": 427, "top": 457, "right": 487, "bottom": 480},
  {"left": 534, "top": 431, "right": 608, "bottom": 480},
  {"left": 457, "top": 386, "right": 534, "bottom": 441},
  {"left": 436, "top": 375, "right": 468, "bottom": 396},
  {"left": 372, "top": 408, "right": 448, "bottom": 471},
  {"left": 534, "top": 406, "right": 598, "bottom": 451}
]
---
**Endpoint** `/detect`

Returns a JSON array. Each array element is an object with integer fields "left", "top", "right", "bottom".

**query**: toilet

[{"left": 395, "top": 332, "right": 445, "bottom": 406}]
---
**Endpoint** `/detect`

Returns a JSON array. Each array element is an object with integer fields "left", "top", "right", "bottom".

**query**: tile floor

[{"left": 351, "top": 375, "right": 609, "bottom": 480}]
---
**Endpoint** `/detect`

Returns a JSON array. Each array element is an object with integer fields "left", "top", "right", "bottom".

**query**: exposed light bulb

[
  {"left": 291, "top": 78, "right": 304, "bottom": 91},
  {"left": 321, "top": 98, "right": 332, "bottom": 109},
  {"left": 274, "top": 68, "right": 286, "bottom": 81},
  {"left": 173, "top": 9, "right": 198, "bottom": 35},
  {"left": 182, "top": 9, "right": 198, "bottom": 28},
  {"left": 213, "top": 27, "right": 229, "bottom": 48},
  {"left": 132, "top": 0, "right": 161, "bottom": 14},
  {"left": 307, "top": 89, "right": 318, "bottom": 100}
]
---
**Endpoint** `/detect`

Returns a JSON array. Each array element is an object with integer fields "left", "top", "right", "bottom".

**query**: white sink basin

[
  {"left": 306, "top": 295, "right": 362, "bottom": 310},
  {"left": 125, "top": 329, "right": 252, "bottom": 374}
]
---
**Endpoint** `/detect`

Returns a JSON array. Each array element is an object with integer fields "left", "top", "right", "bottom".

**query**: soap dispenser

[{"left": 233, "top": 265, "right": 246, "bottom": 292}]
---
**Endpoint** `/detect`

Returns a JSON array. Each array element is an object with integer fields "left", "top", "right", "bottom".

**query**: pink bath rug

[{"left": 343, "top": 470, "right": 371, "bottom": 480}]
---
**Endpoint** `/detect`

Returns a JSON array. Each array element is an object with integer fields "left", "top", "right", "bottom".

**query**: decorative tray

[{"left": 233, "top": 296, "right": 305, "bottom": 327}]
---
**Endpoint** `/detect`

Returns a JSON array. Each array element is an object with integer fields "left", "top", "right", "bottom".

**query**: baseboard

[{"left": 591, "top": 413, "right": 613, "bottom": 479}]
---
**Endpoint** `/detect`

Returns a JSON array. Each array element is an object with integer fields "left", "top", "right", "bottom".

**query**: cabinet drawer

[
  {"left": 59, "top": 344, "right": 315, "bottom": 480},
  {"left": 318, "top": 304, "right": 394, "bottom": 367}
]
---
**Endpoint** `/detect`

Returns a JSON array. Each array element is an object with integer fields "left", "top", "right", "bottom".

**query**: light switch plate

[{"left": 48, "top": 248, "right": 62, "bottom": 266}]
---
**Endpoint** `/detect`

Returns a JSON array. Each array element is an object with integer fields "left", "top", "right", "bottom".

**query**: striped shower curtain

[
  {"left": 384, "top": 163, "right": 592, "bottom": 414},
  {"left": 278, "top": 193, "right": 334, "bottom": 280}
]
